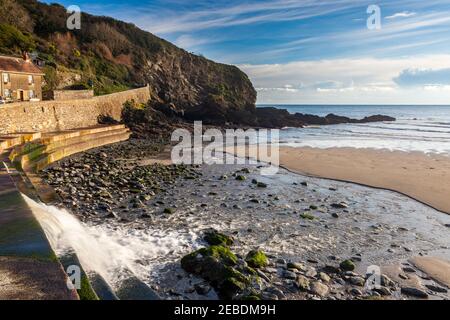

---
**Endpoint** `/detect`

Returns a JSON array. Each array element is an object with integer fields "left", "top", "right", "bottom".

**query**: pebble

[
  {"left": 286, "top": 262, "right": 305, "bottom": 271},
  {"left": 283, "top": 270, "right": 297, "bottom": 280},
  {"left": 374, "top": 286, "right": 392, "bottom": 296},
  {"left": 295, "top": 275, "right": 310, "bottom": 291},
  {"left": 305, "top": 267, "right": 318, "bottom": 278},
  {"left": 349, "top": 288, "right": 362, "bottom": 296},
  {"left": 425, "top": 284, "right": 447, "bottom": 293},
  {"left": 348, "top": 276, "right": 365, "bottom": 287},
  {"left": 309, "top": 281, "right": 329, "bottom": 297},
  {"left": 257, "top": 269, "right": 271, "bottom": 282},
  {"left": 319, "top": 272, "right": 331, "bottom": 283},
  {"left": 401, "top": 287, "right": 428, "bottom": 298},
  {"left": 261, "top": 292, "right": 279, "bottom": 300}
]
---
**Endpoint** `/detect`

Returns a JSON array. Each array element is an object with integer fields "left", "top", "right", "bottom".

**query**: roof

[{"left": 0, "top": 55, "right": 45, "bottom": 75}]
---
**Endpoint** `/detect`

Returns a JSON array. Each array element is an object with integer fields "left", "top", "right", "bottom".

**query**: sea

[{"left": 260, "top": 105, "right": 450, "bottom": 155}]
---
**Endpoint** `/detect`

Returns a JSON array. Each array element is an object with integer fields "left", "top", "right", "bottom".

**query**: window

[
  {"left": 28, "top": 75, "right": 34, "bottom": 85},
  {"left": 29, "top": 90, "right": 35, "bottom": 99},
  {"left": 4, "top": 89, "right": 11, "bottom": 98},
  {"left": 3, "top": 73, "right": 10, "bottom": 84}
]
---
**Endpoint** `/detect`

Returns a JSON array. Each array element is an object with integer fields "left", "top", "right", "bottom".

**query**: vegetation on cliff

[{"left": 0, "top": 0, "right": 256, "bottom": 114}]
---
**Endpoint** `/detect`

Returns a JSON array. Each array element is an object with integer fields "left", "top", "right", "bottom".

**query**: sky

[{"left": 44, "top": 0, "right": 450, "bottom": 104}]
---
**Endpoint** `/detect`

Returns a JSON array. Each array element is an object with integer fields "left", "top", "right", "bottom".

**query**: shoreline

[
  {"left": 229, "top": 146, "right": 450, "bottom": 215},
  {"left": 34, "top": 139, "right": 450, "bottom": 300}
]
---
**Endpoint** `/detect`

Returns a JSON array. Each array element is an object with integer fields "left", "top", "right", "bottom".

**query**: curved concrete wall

[{"left": 0, "top": 86, "right": 150, "bottom": 134}]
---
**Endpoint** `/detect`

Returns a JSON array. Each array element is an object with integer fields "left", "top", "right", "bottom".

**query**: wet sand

[
  {"left": 411, "top": 256, "right": 450, "bottom": 288},
  {"left": 230, "top": 146, "right": 450, "bottom": 215}
]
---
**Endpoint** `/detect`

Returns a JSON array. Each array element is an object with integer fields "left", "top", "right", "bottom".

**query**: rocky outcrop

[{"left": 254, "top": 108, "right": 396, "bottom": 128}]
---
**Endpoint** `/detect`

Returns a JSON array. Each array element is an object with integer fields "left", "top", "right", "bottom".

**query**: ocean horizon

[{"left": 258, "top": 104, "right": 450, "bottom": 155}]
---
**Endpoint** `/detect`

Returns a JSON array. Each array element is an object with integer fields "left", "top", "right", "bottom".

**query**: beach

[
  {"left": 232, "top": 146, "right": 450, "bottom": 214},
  {"left": 33, "top": 139, "right": 450, "bottom": 300}
]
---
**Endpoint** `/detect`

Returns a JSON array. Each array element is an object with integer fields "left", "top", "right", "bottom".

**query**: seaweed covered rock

[
  {"left": 181, "top": 245, "right": 250, "bottom": 299},
  {"left": 245, "top": 250, "right": 268, "bottom": 269},
  {"left": 340, "top": 259, "right": 356, "bottom": 272},
  {"left": 204, "top": 229, "right": 234, "bottom": 246}
]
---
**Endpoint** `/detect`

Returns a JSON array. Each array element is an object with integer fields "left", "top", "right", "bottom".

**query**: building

[{"left": 0, "top": 53, "right": 44, "bottom": 103}]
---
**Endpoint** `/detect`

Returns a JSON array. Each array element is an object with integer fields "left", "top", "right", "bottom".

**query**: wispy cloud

[
  {"left": 240, "top": 55, "right": 450, "bottom": 103},
  {"left": 385, "top": 11, "right": 417, "bottom": 19},
  {"left": 134, "top": 0, "right": 363, "bottom": 35}
]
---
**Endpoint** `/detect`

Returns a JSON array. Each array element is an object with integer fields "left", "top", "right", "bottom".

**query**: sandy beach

[{"left": 230, "top": 146, "right": 450, "bottom": 215}]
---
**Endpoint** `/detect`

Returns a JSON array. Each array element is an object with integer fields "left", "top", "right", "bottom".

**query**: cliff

[
  {"left": 0, "top": 0, "right": 256, "bottom": 124},
  {"left": 0, "top": 0, "right": 395, "bottom": 128}
]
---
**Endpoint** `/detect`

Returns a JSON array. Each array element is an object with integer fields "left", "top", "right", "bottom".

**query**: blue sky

[{"left": 44, "top": 0, "right": 450, "bottom": 104}]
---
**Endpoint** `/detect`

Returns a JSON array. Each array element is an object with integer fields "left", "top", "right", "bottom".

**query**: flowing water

[
  {"left": 23, "top": 163, "right": 450, "bottom": 298},
  {"left": 23, "top": 194, "right": 202, "bottom": 289}
]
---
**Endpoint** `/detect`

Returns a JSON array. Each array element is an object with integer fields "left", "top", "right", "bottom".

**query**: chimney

[{"left": 22, "top": 51, "right": 31, "bottom": 62}]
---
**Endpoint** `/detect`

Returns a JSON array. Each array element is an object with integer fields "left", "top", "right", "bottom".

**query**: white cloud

[
  {"left": 385, "top": 11, "right": 417, "bottom": 19},
  {"left": 239, "top": 55, "right": 450, "bottom": 104}
]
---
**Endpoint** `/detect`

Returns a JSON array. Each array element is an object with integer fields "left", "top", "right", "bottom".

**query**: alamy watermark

[
  {"left": 365, "top": 265, "right": 382, "bottom": 290},
  {"left": 367, "top": 4, "right": 382, "bottom": 30},
  {"left": 66, "top": 265, "right": 81, "bottom": 290},
  {"left": 171, "top": 121, "right": 280, "bottom": 175},
  {"left": 67, "top": 5, "right": 81, "bottom": 30}
]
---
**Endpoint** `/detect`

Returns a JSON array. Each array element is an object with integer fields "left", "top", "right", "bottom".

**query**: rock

[
  {"left": 245, "top": 250, "right": 268, "bottom": 269},
  {"left": 256, "top": 269, "right": 271, "bottom": 282},
  {"left": 309, "top": 205, "right": 318, "bottom": 210},
  {"left": 163, "top": 208, "right": 175, "bottom": 214},
  {"left": 425, "top": 284, "right": 447, "bottom": 293},
  {"left": 265, "top": 287, "right": 286, "bottom": 300},
  {"left": 235, "top": 175, "right": 246, "bottom": 181},
  {"left": 331, "top": 202, "right": 349, "bottom": 209},
  {"left": 380, "top": 274, "right": 395, "bottom": 287},
  {"left": 323, "top": 265, "right": 341, "bottom": 274},
  {"left": 349, "top": 288, "right": 363, "bottom": 296},
  {"left": 295, "top": 275, "right": 310, "bottom": 291},
  {"left": 301, "top": 182, "right": 308, "bottom": 186},
  {"left": 309, "top": 281, "right": 329, "bottom": 297},
  {"left": 257, "top": 182, "right": 267, "bottom": 188},
  {"left": 305, "top": 267, "right": 317, "bottom": 278},
  {"left": 374, "top": 286, "right": 392, "bottom": 296},
  {"left": 283, "top": 270, "right": 297, "bottom": 280},
  {"left": 300, "top": 213, "right": 315, "bottom": 220},
  {"left": 340, "top": 259, "right": 356, "bottom": 271},
  {"left": 348, "top": 276, "right": 365, "bottom": 286},
  {"left": 204, "top": 229, "right": 234, "bottom": 246},
  {"left": 260, "top": 292, "right": 279, "bottom": 300},
  {"left": 403, "top": 267, "right": 416, "bottom": 273},
  {"left": 319, "top": 272, "right": 331, "bottom": 283},
  {"left": 181, "top": 245, "right": 249, "bottom": 299},
  {"left": 401, "top": 287, "right": 428, "bottom": 298},
  {"left": 194, "top": 283, "right": 211, "bottom": 295},
  {"left": 331, "top": 213, "right": 339, "bottom": 218},
  {"left": 286, "top": 262, "right": 305, "bottom": 271},
  {"left": 264, "top": 267, "right": 278, "bottom": 274}
]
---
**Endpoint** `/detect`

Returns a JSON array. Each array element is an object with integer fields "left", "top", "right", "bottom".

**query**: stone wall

[
  {"left": 45, "top": 90, "right": 95, "bottom": 101},
  {"left": 0, "top": 86, "right": 150, "bottom": 134}
]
